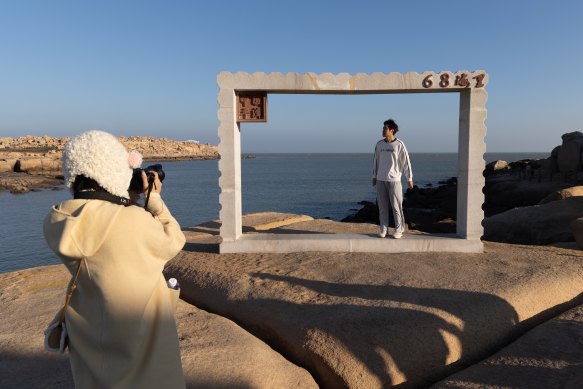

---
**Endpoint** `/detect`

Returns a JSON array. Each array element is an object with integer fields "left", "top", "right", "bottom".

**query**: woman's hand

[{"left": 141, "top": 171, "right": 162, "bottom": 194}]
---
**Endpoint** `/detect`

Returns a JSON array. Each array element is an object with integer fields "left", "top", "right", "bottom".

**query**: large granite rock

[
  {"left": 431, "top": 303, "right": 583, "bottom": 389},
  {"left": 483, "top": 197, "right": 583, "bottom": 245},
  {"left": 15, "top": 158, "right": 61, "bottom": 173},
  {"left": 483, "top": 175, "right": 572, "bottom": 216},
  {"left": 484, "top": 160, "right": 509, "bottom": 175},
  {"left": 0, "top": 172, "right": 63, "bottom": 193},
  {"left": 538, "top": 185, "right": 583, "bottom": 204},
  {"left": 556, "top": 131, "right": 583, "bottom": 173},
  {"left": 0, "top": 159, "right": 15, "bottom": 172},
  {"left": 168, "top": 218, "right": 583, "bottom": 388},
  {"left": 0, "top": 264, "right": 317, "bottom": 389}
]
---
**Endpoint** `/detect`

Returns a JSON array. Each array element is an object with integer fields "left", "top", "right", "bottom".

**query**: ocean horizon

[{"left": 0, "top": 152, "right": 549, "bottom": 273}]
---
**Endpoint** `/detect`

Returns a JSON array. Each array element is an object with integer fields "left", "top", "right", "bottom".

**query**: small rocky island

[
  {"left": 0, "top": 135, "right": 220, "bottom": 193},
  {"left": 343, "top": 131, "right": 583, "bottom": 247}
]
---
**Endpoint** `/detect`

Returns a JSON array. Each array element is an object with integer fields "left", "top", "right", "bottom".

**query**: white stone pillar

[
  {"left": 217, "top": 83, "right": 242, "bottom": 242},
  {"left": 457, "top": 87, "right": 488, "bottom": 239}
]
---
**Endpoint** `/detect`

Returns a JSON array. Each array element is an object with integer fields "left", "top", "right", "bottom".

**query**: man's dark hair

[{"left": 383, "top": 119, "right": 399, "bottom": 134}]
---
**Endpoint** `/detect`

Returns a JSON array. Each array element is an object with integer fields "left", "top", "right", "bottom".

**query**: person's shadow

[{"left": 224, "top": 273, "right": 521, "bottom": 388}]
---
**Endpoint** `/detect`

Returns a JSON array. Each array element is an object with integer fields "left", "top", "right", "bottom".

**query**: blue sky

[{"left": 1, "top": 0, "right": 582, "bottom": 152}]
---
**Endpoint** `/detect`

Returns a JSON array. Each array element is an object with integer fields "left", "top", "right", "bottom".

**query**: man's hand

[
  {"left": 372, "top": 178, "right": 377, "bottom": 186},
  {"left": 408, "top": 180, "right": 414, "bottom": 189}
]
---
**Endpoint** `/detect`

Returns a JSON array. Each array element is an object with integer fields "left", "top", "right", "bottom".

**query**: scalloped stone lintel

[{"left": 217, "top": 71, "right": 488, "bottom": 252}]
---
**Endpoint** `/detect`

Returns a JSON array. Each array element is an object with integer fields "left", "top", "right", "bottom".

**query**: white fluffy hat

[{"left": 63, "top": 130, "right": 142, "bottom": 198}]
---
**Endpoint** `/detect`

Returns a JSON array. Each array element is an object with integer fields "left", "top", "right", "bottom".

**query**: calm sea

[{"left": 0, "top": 152, "right": 547, "bottom": 273}]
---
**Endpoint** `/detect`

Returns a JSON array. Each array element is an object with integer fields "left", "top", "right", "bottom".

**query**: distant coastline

[{"left": 0, "top": 135, "right": 226, "bottom": 193}]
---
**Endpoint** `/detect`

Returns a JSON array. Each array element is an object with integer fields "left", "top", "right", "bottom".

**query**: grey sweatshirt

[{"left": 372, "top": 138, "right": 413, "bottom": 182}]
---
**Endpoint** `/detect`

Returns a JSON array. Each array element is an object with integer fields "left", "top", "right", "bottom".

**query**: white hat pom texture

[{"left": 63, "top": 130, "right": 135, "bottom": 198}]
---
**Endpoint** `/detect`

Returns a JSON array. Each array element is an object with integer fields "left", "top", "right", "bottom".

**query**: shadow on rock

[
  {"left": 0, "top": 351, "right": 73, "bottom": 389},
  {"left": 431, "top": 317, "right": 583, "bottom": 389},
  {"left": 183, "top": 242, "right": 220, "bottom": 254},
  {"left": 206, "top": 272, "right": 520, "bottom": 388}
]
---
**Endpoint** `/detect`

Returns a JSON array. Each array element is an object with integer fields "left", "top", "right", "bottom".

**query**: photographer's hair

[
  {"left": 383, "top": 119, "right": 399, "bottom": 134},
  {"left": 72, "top": 175, "right": 108, "bottom": 195}
]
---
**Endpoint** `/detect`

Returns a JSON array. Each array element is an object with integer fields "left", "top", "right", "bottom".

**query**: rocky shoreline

[
  {"left": 0, "top": 135, "right": 222, "bottom": 193},
  {"left": 343, "top": 131, "right": 583, "bottom": 246}
]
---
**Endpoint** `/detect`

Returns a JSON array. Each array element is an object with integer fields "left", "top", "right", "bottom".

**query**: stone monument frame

[{"left": 217, "top": 71, "right": 488, "bottom": 253}]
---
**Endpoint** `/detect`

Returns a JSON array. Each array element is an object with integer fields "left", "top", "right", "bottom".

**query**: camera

[{"left": 129, "top": 164, "right": 165, "bottom": 193}]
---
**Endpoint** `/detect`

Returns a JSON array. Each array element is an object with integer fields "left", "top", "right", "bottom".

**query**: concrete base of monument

[{"left": 220, "top": 233, "right": 483, "bottom": 253}]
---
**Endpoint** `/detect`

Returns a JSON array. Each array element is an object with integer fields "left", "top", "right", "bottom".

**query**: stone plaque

[{"left": 237, "top": 92, "right": 267, "bottom": 122}]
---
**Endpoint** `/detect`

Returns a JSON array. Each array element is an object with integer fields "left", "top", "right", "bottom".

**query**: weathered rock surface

[
  {"left": 0, "top": 263, "right": 317, "bottom": 389},
  {"left": 241, "top": 212, "right": 314, "bottom": 231},
  {"left": 431, "top": 304, "right": 583, "bottom": 389},
  {"left": 0, "top": 172, "right": 64, "bottom": 193},
  {"left": 483, "top": 197, "right": 583, "bottom": 245},
  {"left": 168, "top": 218, "right": 583, "bottom": 388},
  {"left": 4, "top": 213, "right": 583, "bottom": 388},
  {"left": 0, "top": 159, "right": 17, "bottom": 172},
  {"left": 538, "top": 185, "right": 583, "bottom": 204}
]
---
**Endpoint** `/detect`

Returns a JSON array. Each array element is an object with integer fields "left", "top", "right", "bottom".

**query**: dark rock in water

[
  {"left": 404, "top": 179, "right": 457, "bottom": 212},
  {"left": 342, "top": 178, "right": 458, "bottom": 233},
  {"left": 343, "top": 131, "right": 583, "bottom": 243},
  {"left": 343, "top": 129, "right": 583, "bottom": 242},
  {"left": 341, "top": 201, "right": 381, "bottom": 224},
  {"left": 403, "top": 180, "right": 458, "bottom": 233},
  {"left": 343, "top": 169, "right": 576, "bottom": 239}
]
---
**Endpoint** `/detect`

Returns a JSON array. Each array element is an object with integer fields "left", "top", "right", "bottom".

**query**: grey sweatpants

[{"left": 376, "top": 180, "right": 405, "bottom": 233}]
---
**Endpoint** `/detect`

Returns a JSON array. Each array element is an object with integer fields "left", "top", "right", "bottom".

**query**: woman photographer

[{"left": 44, "top": 130, "right": 186, "bottom": 388}]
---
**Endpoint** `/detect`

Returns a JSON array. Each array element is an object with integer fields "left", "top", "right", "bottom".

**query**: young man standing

[{"left": 372, "top": 119, "right": 414, "bottom": 239}]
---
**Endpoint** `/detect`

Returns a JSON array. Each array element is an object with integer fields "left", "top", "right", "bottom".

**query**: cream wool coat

[{"left": 44, "top": 193, "right": 186, "bottom": 389}]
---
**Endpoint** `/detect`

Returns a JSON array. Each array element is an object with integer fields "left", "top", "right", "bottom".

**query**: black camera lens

[
  {"left": 145, "top": 164, "right": 165, "bottom": 182},
  {"left": 128, "top": 164, "right": 165, "bottom": 193}
]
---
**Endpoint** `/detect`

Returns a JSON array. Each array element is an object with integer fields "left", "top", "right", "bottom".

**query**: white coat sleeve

[{"left": 142, "top": 192, "right": 186, "bottom": 261}]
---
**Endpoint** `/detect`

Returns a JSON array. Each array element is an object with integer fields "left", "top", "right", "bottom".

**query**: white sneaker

[
  {"left": 379, "top": 227, "right": 387, "bottom": 238},
  {"left": 392, "top": 232, "right": 403, "bottom": 239}
]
